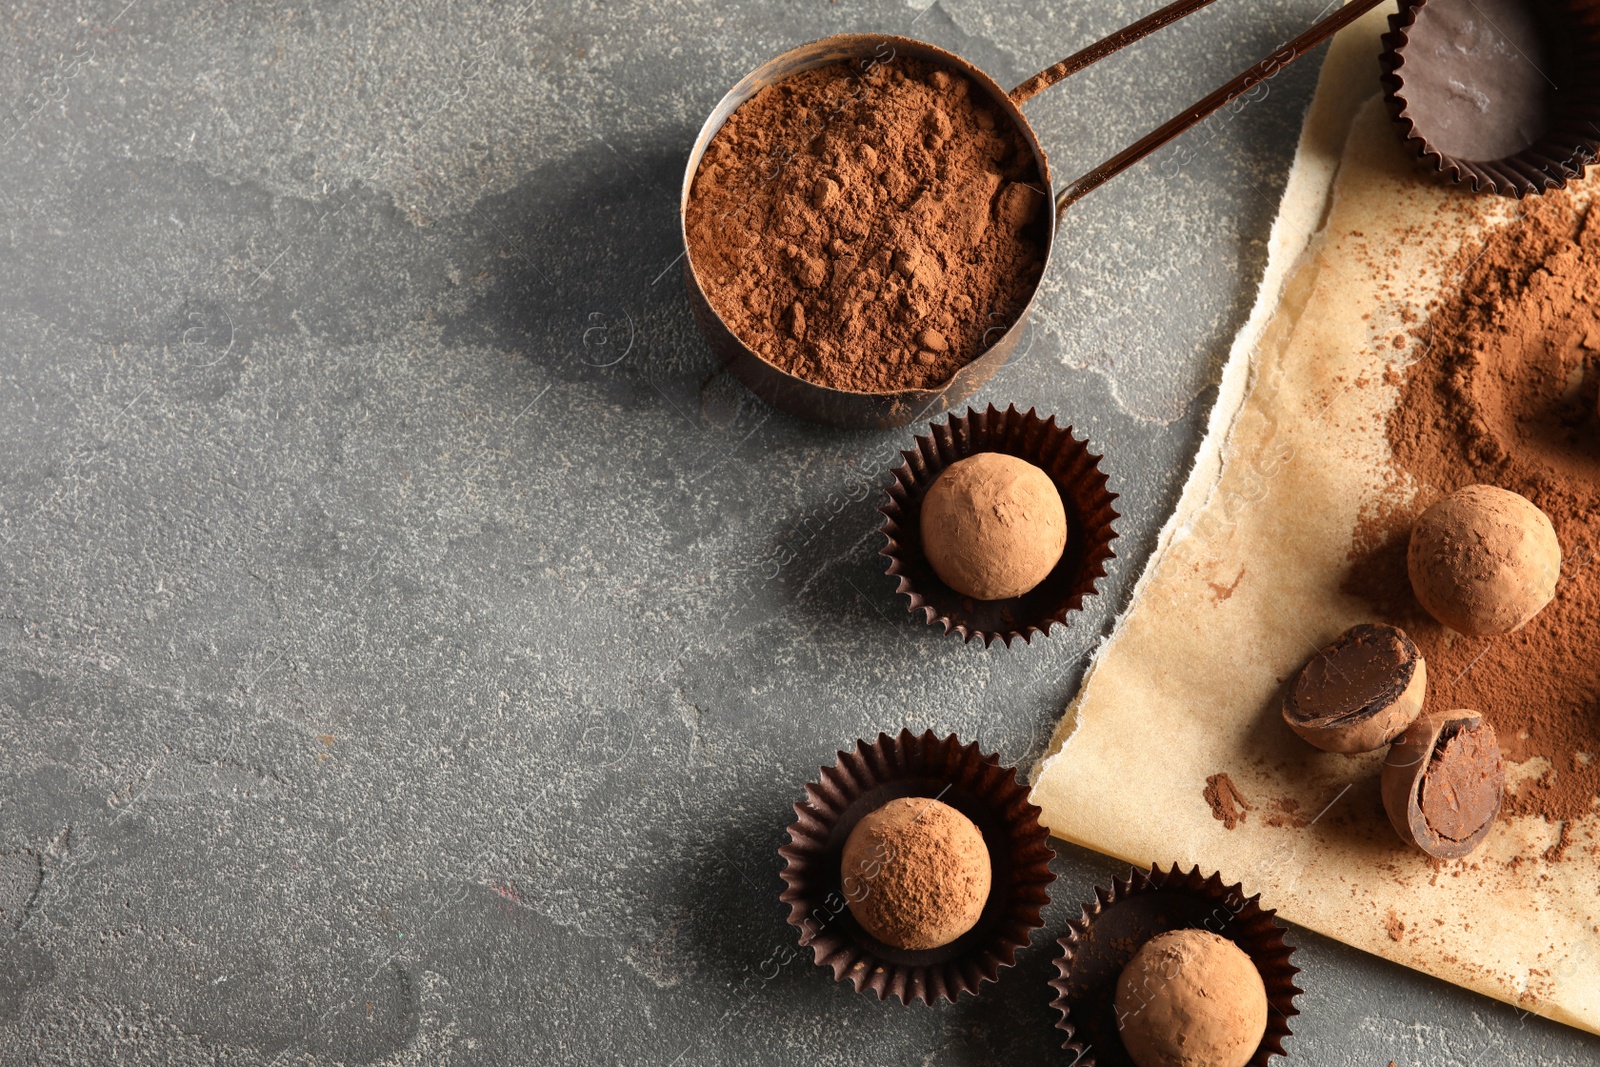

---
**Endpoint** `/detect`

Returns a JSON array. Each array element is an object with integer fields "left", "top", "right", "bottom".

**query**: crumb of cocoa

[
  {"left": 1203, "top": 772, "right": 1256, "bottom": 830},
  {"left": 1264, "top": 795, "right": 1311, "bottom": 830},
  {"left": 1543, "top": 820, "right": 1573, "bottom": 862},
  {"left": 1207, "top": 568, "right": 1245, "bottom": 604}
]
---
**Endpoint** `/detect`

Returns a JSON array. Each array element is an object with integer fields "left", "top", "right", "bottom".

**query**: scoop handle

[
  {"left": 1013, "top": 0, "right": 1393, "bottom": 218},
  {"left": 1010, "top": 0, "right": 1232, "bottom": 107}
]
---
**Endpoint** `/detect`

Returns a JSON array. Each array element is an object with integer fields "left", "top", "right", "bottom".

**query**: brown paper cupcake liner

[
  {"left": 879, "top": 404, "right": 1118, "bottom": 646},
  {"left": 1049, "top": 864, "right": 1302, "bottom": 1067},
  {"left": 1380, "top": 0, "right": 1600, "bottom": 197},
  {"left": 777, "top": 729, "right": 1056, "bottom": 1004}
]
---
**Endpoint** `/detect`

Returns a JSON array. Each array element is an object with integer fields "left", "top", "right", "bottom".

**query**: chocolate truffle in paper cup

[
  {"left": 777, "top": 729, "right": 1054, "bottom": 1004},
  {"left": 839, "top": 796, "right": 992, "bottom": 951},
  {"left": 1380, "top": 0, "right": 1600, "bottom": 197},
  {"left": 920, "top": 452, "right": 1068, "bottom": 601},
  {"left": 1049, "top": 865, "right": 1301, "bottom": 1067},
  {"left": 880, "top": 404, "right": 1118, "bottom": 646},
  {"left": 1116, "top": 930, "right": 1268, "bottom": 1067}
]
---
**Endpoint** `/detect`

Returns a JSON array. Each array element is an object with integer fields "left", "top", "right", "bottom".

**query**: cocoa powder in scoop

[
  {"left": 1348, "top": 189, "right": 1600, "bottom": 825},
  {"left": 685, "top": 56, "right": 1048, "bottom": 393}
]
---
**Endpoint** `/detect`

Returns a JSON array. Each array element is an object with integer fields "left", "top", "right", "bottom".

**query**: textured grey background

[{"left": 0, "top": 0, "right": 1595, "bottom": 1063}]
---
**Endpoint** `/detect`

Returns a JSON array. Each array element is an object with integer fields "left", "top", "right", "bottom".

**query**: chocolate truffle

[
  {"left": 840, "top": 796, "right": 991, "bottom": 951},
  {"left": 1114, "top": 929, "right": 1267, "bottom": 1067},
  {"left": 1407, "top": 484, "right": 1560, "bottom": 636},
  {"left": 1381, "top": 710, "right": 1505, "bottom": 859},
  {"left": 920, "top": 452, "right": 1068, "bottom": 600},
  {"left": 1282, "top": 623, "right": 1427, "bottom": 753}
]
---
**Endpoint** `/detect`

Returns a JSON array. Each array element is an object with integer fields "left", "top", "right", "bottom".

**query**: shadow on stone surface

[{"left": 438, "top": 135, "right": 711, "bottom": 410}]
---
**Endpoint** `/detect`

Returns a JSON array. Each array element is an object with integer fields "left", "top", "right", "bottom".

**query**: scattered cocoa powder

[
  {"left": 1203, "top": 772, "right": 1256, "bottom": 830},
  {"left": 684, "top": 56, "right": 1048, "bottom": 393},
  {"left": 1543, "top": 818, "right": 1574, "bottom": 862},
  {"left": 1264, "top": 796, "right": 1310, "bottom": 830},
  {"left": 1346, "top": 189, "right": 1600, "bottom": 826},
  {"left": 1385, "top": 909, "right": 1405, "bottom": 942}
]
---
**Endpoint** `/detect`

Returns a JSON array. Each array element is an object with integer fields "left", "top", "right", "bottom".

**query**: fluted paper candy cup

[{"left": 777, "top": 729, "right": 1055, "bottom": 1004}]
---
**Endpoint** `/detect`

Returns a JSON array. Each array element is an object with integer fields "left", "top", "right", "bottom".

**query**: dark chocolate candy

[{"left": 1399, "top": 0, "right": 1551, "bottom": 162}]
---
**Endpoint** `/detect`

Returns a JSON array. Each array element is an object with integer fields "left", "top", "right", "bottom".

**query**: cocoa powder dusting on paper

[
  {"left": 1264, "top": 796, "right": 1310, "bottom": 829},
  {"left": 1543, "top": 819, "right": 1573, "bottom": 862},
  {"left": 685, "top": 57, "right": 1047, "bottom": 392},
  {"left": 1203, "top": 772, "right": 1256, "bottom": 830},
  {"left": 1347, "top": 190, "right": 1600, "bottom": 826}
]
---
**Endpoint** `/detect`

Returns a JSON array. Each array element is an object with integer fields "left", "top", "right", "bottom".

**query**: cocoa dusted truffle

[
  {"left": 840, "top": 796, "right": 991, "bottom": 951},
  {"left": 1407, "top": 484, "right": 1560, "bottom": 636},
  {"left": 1114, "top": 929, "right": 1267, "bottom": 1067},
  {"left": 1282, "top": 623, "right": 1427, "bottom": 753},
  {"left": 920, "top": 452, "right": 1068, "bottom": 600},
  {"left": 1382, "top": 710, "right": 1505, "bottom": 858}
]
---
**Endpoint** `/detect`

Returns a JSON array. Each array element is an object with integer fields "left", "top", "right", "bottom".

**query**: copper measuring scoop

[{"left": 680, "top": 0, "right": 1392, "bottom": 428}]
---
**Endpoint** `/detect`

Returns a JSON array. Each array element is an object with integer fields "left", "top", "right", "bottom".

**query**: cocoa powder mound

[
  {"left": 1347, "top": 189, "right": 1600, "bottom": 825},
  {"left": 684, "top": 56, "right": 1048, "bottom": 393}
]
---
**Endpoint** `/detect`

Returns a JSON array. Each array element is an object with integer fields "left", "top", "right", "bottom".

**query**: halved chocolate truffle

[
  {"left": 1282, "top": 623, "right": 1427, "bottom": 753},
  {"left": 1381, "top": 710, "right": 1505, "bottom": 858}
]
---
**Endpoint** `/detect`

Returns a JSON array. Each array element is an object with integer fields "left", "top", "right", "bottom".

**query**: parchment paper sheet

[{"left": 1030, "top": 9, "right": 1599, "bottom": 1035}]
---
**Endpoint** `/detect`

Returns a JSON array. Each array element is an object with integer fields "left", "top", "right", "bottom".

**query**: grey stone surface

[{"left": 0, "top": 0, "right": 1594, "bottom": 1064}]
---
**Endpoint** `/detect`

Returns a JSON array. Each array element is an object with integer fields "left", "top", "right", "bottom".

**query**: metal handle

[
  {"left": 1010, "top": 0, "right": 1393, "bottom": 217},
  {"left": 1010, "top": 0, "right": 1232, "bottom": 106}
]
